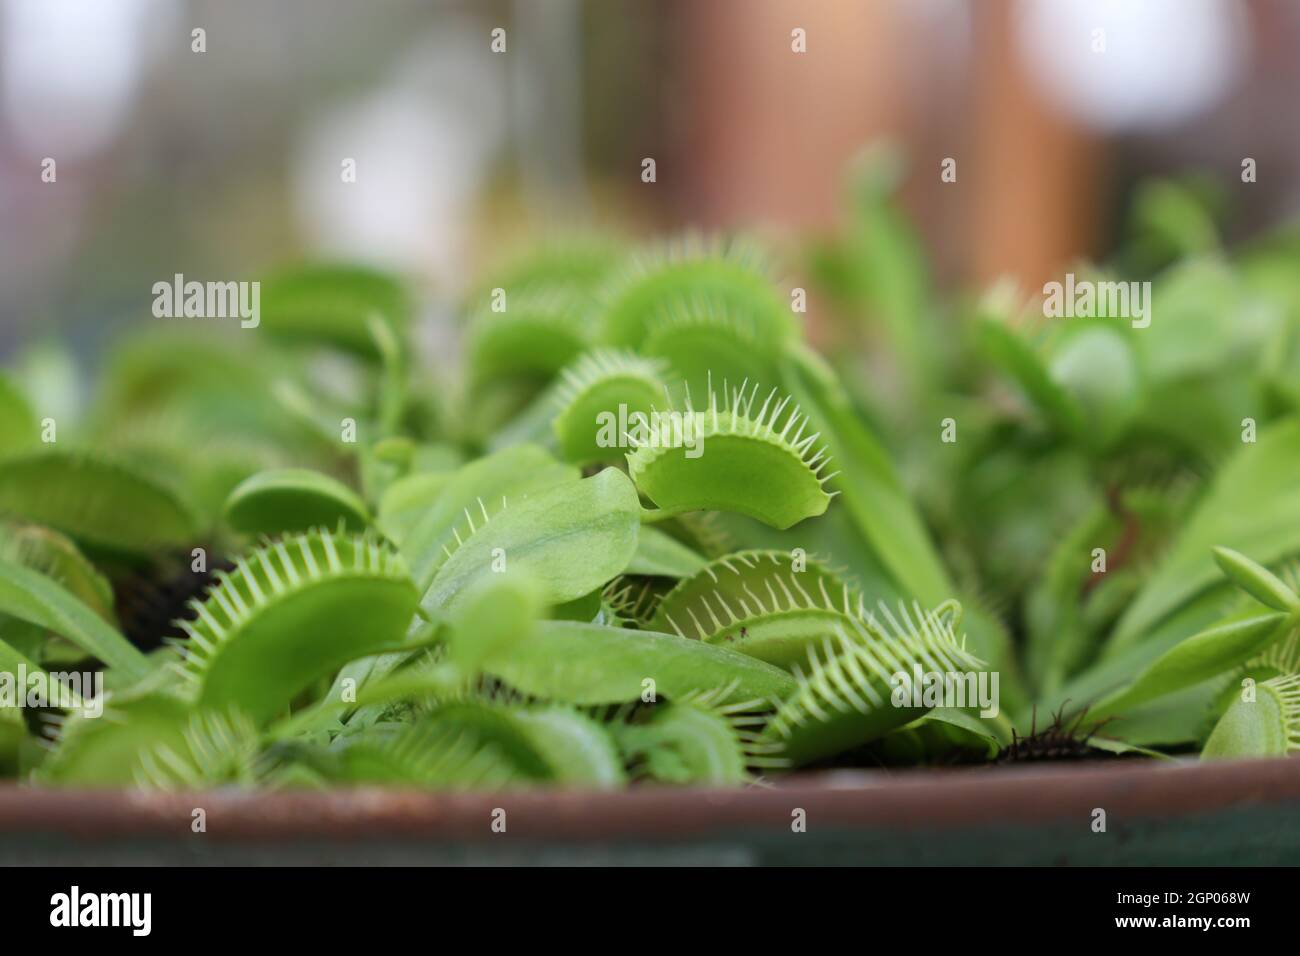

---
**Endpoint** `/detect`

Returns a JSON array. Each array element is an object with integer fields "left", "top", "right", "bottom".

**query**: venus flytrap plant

[
  {"left": 623, "top": 526, "right": 708, "bottom": 578},
  {"left": 613, "top": 685, "right": 786, "bottom": 785},
  {"left": 38, "top": 691, "right": 193, "bottom": 786},
  {"left": 477, "top": 619, "right": 796, "bottom": 707},
  {"left": 1025, "top": 484, "right": 1187, "bottom": 696},
  {"left": 327, "top": 720, "right": 523, "bottom": 791},
  {"left": 258, "top": 264, "right": 411, "bottom": 359},
  {"left": 1067, "top": 548, "right": 1300, "bottom": 755},
  {"left": 0, "top": 374, "right": 38, "bottom": 457},
  {"left": 976, "top": 291, "right": 1142, "bottom": 455},
  {"left": 133, "top": 708, "right": 264, "bottom": 791},
  {"left": 779, "top": 344, "right": 1026, "bottom": 718},
  {"left": 408, "top": 700, "right": 628, "bottom": 788},
  {"left": 176, "top": 529, "right": 419, "bottom": 724},
  {"left": 8, "top": 172, "right": 1300, "bottom": 793},
  {"left": 639, "top": 296, "right": 784, "bottom": 402},
  {"left": 0, "top": 523, "right": 116, "bottom": 625},
  {"left": 1102, "top": 420, "right": 1300, "bottom": 658},
  {"left": 551, "top": 349, "right": 669, "bottom": 465},
  {"left": 1202, "top": 675, "right": 1300, "bottom": 760},
  {"left": 0, "top": 452, "right": 203, "bottom": 558},
  {"left": 0, "top": 558, "right": 152, "bottom": 683},
  {"left": 1193, "top": 553, "right": 1300, "bottom": 760},
  {"left": 765, "top": 600, "right": 986, "bottom": 766},
  {"left": 1086, "top": 611, "right": 1290, "bottom": 724},
  {"left": 223, "top": 469, "right": 372, "bottom": 537},
  {"left": 400, "top": 443, "right": 577, "bottom": 590},
  {"left": 601, "top": 576, "right": 669, "bottom": 628},
  {"left": 420, "top": 467, "right": 641, "bottom": 614},
  {"left": 466, "top": 288, "right": 598, "bottom": 390},
  {"left": 648, "top": 549, "right": 864, "bottom": 669},
  {"left": 376, "top": 471, "right": 453, "bottom": 547},
  {"left": 466, "top": 235, "right": 625, "bottom": 304},
  {"left": 1212, "top": 545, "right": 1300, "bottom": 614},
  {"left": 627, "top": 379, "right": 838, "bottom": 530},
  {"left": 600, "top": 238, "right": 796, "bottom": 354}
]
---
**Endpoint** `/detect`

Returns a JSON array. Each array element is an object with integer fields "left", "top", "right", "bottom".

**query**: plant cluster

[{"left": 2, "top": 163, "right": 1300, "bottom": 789}]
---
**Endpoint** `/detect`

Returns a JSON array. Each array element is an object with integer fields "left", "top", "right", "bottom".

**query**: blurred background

[{"left": 2, "top": 0, "right": 1299, "bottom": 360}]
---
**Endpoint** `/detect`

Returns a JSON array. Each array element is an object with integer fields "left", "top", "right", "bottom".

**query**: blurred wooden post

[
  {"left": 678, "top": 0, "right": 906, "bottom": 230},
  {"left": 968, "top": 0, "right": 1102, "bottom": 291},
  {"left": 676, "top": 0, "right": 1100, "bottom": 291}
]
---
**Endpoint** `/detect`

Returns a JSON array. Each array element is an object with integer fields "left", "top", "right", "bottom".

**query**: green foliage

[
  {"left": 648, "top": 549, "right": 860, "bottom": 669},
  {"left": 627, "top": 382, "right": 837, "bottom": 529},
  {"left": 0, "top": 558, "right": 151, "bottom": 682},
  {"left": 1203, "top": 675, "right": 1300, "bottom": 760},
  {"left": 551, "top": 350, "right": 668, "bottom": 465},
  {"left": 0, "top": 374, "right": 38, "bottom": 457},
  {"left": 7, "top": 162, "right": 1300, "bottom": 792},
  {"left": 179, "top": 530, "right": 420, "bottom": 724},
  {"left": 258, "top": 264, "right": 411, "bottom": 358},
  {"left": 421, "top": 467, "right": 640, "bottom": 614},
  {"left": 766, "top": 600, "right": 986, "bottom": 765},
  {"left": 224, "top": 468, "right": 371, "bottom": 536},
  {"left": 0, "top": 451, "right": 202, "bottom": 556},
  {"left": 1104, "top": 420, "right": 1300, "bottom": 655},
  {"left": 478, "top": 620, "right": 795, "bottom": 706}
]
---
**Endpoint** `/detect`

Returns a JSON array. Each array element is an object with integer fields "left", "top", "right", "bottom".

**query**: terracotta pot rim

[{"left": 2, "top": 756, "right": 1297, "bottom": 843}]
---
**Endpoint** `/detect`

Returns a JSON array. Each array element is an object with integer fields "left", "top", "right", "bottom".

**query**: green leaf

[
  {"left": 977, "top": 312, "right": 1085, "bottom": 439},
  {"left": 1134, "top": 258, "right": 1278, "bottom": 386},
  {"left": 0, "top": 523, "right": 115, "bottom": 623},
  {"left": 1202, "top": 675, "right": 1300, "bottom": 760},
  {"left": 639, "top": 297, "right": 783, "bottom": 403},
  {"left": 614, "top": 691, "right": 778, "bottom": 785},
  {"left": 1105, "top": 419, "right": 1300, "bottom": 654},
  {"left": 625, "top": 526, "right": 708, "bottom": 578},
  {"left": 466, "top": 288, "right": 596, "bottom": 386},
  {"left": 395, "top": 701, "right": 625, "bottom": 787},
  {"left": 1047, "top": 323, "right": 1141, "bottom": 445},
  {"left": 424, "top": 468, "right": 641, "bottom": 614},
  {"left": 180, "top": 530, "right": 420, "bottom": 724},
  {"left": 779, "top": 346, "right": 952, "bottom": 603},
  {"left": 764, "top": 600, "right": 988, "bottom": 766},
  {"left": 132, "top": 709, "right": 264, "bottom": 790},
  {"left": 1212, "top": 546, "right": 1300, "bottom": 611},
  {"left": 648, "top": 549, "right": 861, "bottom": 669},
  {"left": 481, "top": 620, "right": 795, "bottom": 705},
  {"left": 401, "top": 444, "right": 577, "bottom": 592},
  {"left": 468, "top": 235, "right": 624, "bottom": 303},
  {"left": 446, "top": 573, "right": 541, "bottom": 673},
  {"left": 338, "top": 698, "right": 628, "bottom": 789},
  {"left": 599, "top": 240, "right": 795, "bottom": 350},
  {"left": 41, "top": 693, "right": 191, "bottom": 787},
  {"left": 841, "top": 144, "right": 938, "bottom": 389},
  {"left": 0, "top": 452, "right": 202, "bottom": 556},
  {"left": 0, "top": 374, "right": 38, "bottom": 457},
  {"left": 551, "top": 350, "right": 668, "bottom": 465},
  {"left": 1091, "top": 611, "right": 1289, "bottom": 720},
  {"left": 259, "top": 264, "right": 410, "bottom": 358},
  {"left": 628, "top": 383, "right": 834, "bottom": 530},
  {"left": 0, "top": 638, "right": 83, "bottom": 717},
  {"left": 376, "top": 471, "right": 451, "bottom": 546},
  {"left": 224, "top": 468, "right": 371, "bottom": 536},
  {"left": 0, "top": 558, "right": 150, "bottom": 682},
  {"left": 331, "top": 720, "right": 522, "bottom": 790}
]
